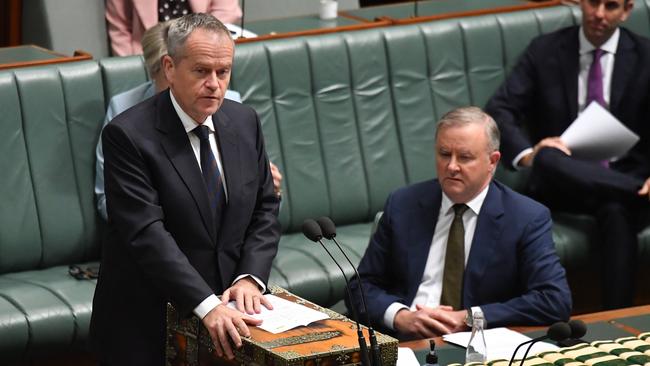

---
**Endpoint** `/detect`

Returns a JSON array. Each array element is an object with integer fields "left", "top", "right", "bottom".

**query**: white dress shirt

[
  {"left": 383, "top": 184, "right": 490, "bottom": 330},
  {"left": 169, "top": 91, "right": 264, "bottom": 319},
  {"left": 512, "top": 27, "right": 619, "bottom": 168}
]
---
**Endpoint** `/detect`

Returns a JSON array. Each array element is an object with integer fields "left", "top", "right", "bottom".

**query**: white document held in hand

[
  {"left": 560, "top": 101, "right": 639, "bottom": 161},
  {"left": 226, "top": 294, "right": 329, "bottom": 334}
]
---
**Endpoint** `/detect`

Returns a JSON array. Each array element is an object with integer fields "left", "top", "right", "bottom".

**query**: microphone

[
  {"left": 508, "top": 322, "right": 571, "bottom": 366},
  {"left": 558, "top": 319, "right": 587, "bottom": 347},
  {"left": 302, "top": 219, "right": 371, "bottom": 366},
  {"left": 518, "top": 321, "right": 571, "bottom": 365},
  {"left": 316, "top": 216, "right": 382, "bottom": 366}
]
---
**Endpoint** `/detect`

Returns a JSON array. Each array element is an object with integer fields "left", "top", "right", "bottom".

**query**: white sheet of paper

[
  {"left": 225, "top": 23, "right": 258, "bottom": 39},
  {"left": 560, "top": 101, "right": 639, "bottom": 161},
  {"left": 397, "top": 347, "right": 420, "bottom": 366},
  {"left": 442, "top": 327, "right": 559, "bottom": 361},
  {"left": 226, "top": 294, "right": 329, "bottom": 334}
]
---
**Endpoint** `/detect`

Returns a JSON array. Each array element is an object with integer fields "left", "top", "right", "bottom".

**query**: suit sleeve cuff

[
  {"left": 193, "top": 294, "right": 221, "bottom": 319},
  {"left": 233, "top": 274, "right": 266, "bottom": 293},
  {"left": 513, "top": 148, "right": 534, "bottom": 169},
  {"left": 384, "top": 302, "right": 409, "bottom": 331}
]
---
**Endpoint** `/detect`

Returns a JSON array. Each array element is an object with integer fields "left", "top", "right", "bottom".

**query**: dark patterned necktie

[
  {"left": 158, "top": 0, "right": 192, "bottom": 22},
  {"left": 440, "top": 203, "right": 469, "bottom": 310},
  {"left": 586, "top": 48, "right": 605, "bottom": 107},
  {"left": 193, "top": 125, "right": 225, "bottom": 224},
  {"left": 586, "top": 49, "right": 609, "bottom": 167}
]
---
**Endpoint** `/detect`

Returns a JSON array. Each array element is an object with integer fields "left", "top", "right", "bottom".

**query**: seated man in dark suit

[
  {"left": 347, "top": 107, "right": 571, "bottom": 340},
  {"left": 485, "top": 0, "right": 650, "bottom": 309},
  {"left": 90, "top": 13, "right": 280, "bottom": 365}
]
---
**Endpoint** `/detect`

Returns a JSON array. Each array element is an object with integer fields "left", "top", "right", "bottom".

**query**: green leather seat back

[
  {"left": 98, "top": 56, "right": 149, "bottom": 106},
  {"left": 0, "top": 62, "right": 104, "bottom": 274}
]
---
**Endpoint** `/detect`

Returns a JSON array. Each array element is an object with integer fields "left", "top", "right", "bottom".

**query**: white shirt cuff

[
  {"left": 233, "top": 274, "right": 266, "bottom": 293},
  {"left": 513, "top": 148, "right": 534, "bottom": 169},
  {"left": 384, "top": 302, "right": 409, "bottom": 331},
  {"left": 193, "top": 294, "right": 221, "bottom": 319}
]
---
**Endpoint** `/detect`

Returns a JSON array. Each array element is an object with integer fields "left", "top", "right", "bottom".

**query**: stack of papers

[
  {"left": 443, "top": 327, "right": 559, "bottom": 361},
  {"left": 561, "top": 101, "right": 639, "bottom": 161},
  {"left": 226, "top": 294, "right": 329, "bottom": 334}
]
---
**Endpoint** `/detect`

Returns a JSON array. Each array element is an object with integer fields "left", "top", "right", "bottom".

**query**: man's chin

[{"left": 442, "top": 181, "right": 465, "bottom": 197}]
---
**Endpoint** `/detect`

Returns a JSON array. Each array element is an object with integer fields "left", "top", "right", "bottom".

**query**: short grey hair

[
  {"left": 166, "top": 13, "right": 232, "bottom": 60},
  {"left": 435, "top": 106, "right": 500, "bottom": 152},
  {"left": 142, "top": 20, "right": 172, "bottom": 78}
]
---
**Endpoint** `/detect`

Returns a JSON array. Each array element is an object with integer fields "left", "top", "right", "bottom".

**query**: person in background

[
  {"left": 485, "top": 0, "right": 650, "bottom": 309},
  {"left": 106, "top": 0, "right": 242, "bottom": 56},
  {"left": 96, "top": 20, "right": 282, "bottom": 221},
  {"left": 90, "top": 13, "right": 280, "bottom": 364},
  {"left": 347, "top": 107, "right": 571, "bottom": 340}
]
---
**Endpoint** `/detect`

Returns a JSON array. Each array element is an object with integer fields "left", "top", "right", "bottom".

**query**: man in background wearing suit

[
  {"left": 347, "top": 107, "right": 571, "bottom": 340},
  {"left": 90, "top": 13, "right": 280, "bottom": 365},
  {"left": 486, "top": 0, "right": 650, "bottom": 309}
]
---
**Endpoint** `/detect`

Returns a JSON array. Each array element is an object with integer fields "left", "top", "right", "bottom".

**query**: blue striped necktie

[{"left": 193, "top": 125, "right": 225, "bottom": 224}]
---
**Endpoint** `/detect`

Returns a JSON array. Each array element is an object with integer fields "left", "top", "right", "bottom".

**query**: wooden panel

[{"left": 0, "top": 45, "right": 92, "bottom": 70}]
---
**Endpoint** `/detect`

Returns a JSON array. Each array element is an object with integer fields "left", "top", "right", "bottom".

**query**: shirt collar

[
  {"left": 579, "top": 26, "right": 620, "bottom": 55},
  {"left": 440, "top": 182, "right": 490, "bottom": 216},
  {"left": 170, "top": 90, "right": 216, "bottom": 133}
]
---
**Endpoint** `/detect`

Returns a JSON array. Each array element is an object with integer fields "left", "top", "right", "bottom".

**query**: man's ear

[
  {"left": 162, "top": 55, "right": 174, "bottom": 82},
  {"left": 622, "top": 0, "right": 635, "bottom": 22},
  {"left": 489, "top": 150, "right": 501, "bottom": 172}
]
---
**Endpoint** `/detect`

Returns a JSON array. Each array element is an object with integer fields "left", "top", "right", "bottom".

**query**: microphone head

[
  {"left": 302, "top": 219, "right": 323, "bottom": 242},
  {"left": 547, "top": 322, "right": 572, "bottom": 342},
  {"left": 316, "top": 216, "right": 337, "bottom": 239},
  {"left": 568, "top": 319, "right": 587, "bottom": 339}
]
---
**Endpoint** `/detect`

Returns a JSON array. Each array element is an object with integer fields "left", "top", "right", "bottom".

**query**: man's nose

[
  {"left": 205, "top": 72, "right": 220, "bottom": 90},
  {"left": 594, "top": 4, "right": 605, "bottom": 18},
  {"left": 447, "top": 156, "right": 460, "bottom": 173}
]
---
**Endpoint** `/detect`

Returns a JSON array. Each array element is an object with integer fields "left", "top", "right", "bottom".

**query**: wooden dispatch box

[{"left": 166, "top": 286, "right": 399, "bottom": 366}]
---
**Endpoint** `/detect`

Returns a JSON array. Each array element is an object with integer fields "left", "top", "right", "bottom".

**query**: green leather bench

[{"left": 2, "top": 2, "right": 650, "bottom": 364}]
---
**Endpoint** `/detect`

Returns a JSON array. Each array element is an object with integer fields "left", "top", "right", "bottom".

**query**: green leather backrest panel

[
  {"left": 58, "top": 62, "right": 105, "bottom": 262},
  {"left": 306, "top": 36, "right": 370, "bottom": 224},
  {"left": 461, "top": 16, "right": 507, "bottom": 108},
  {"left": 383, "top": 26, "right": 437, "bottom": 184},
  {"left": 343, "top": 30, "right": 408, "bottom": 215},
  {"left": 98, "top": 56, "right": 148, "bottom": 107},
  {"left": 229, "top": 43, "right": 291, "bottom": 231},
  {"left": 0, "top": 73, "right": 41, "bottom": 272}
]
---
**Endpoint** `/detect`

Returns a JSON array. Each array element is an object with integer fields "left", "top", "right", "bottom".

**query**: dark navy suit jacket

[{"left": 347, "top": 179, "right": 571, "bottom": 334}]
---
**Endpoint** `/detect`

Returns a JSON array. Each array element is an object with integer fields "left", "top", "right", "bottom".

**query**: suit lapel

[
  {"left": 463, "top": 182, "right": 504, "bottom": 307},
  {"left": 559, "top": 28, "right": 580, "bottom": 120},
  {"left": 406, "top": 181, "right": 442, "bottom": 301},
  {"left": 133, "top": 0, "right": 158, "bottom": 31},
  {"left": 156, "top": 91, "right": 217, "bottom": 242},
  {"left": 610, "top": 30, "right": 635, "bottom": 114},
  {"left": 213, "top": 107, "right": 240, "bottom": 240}
]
